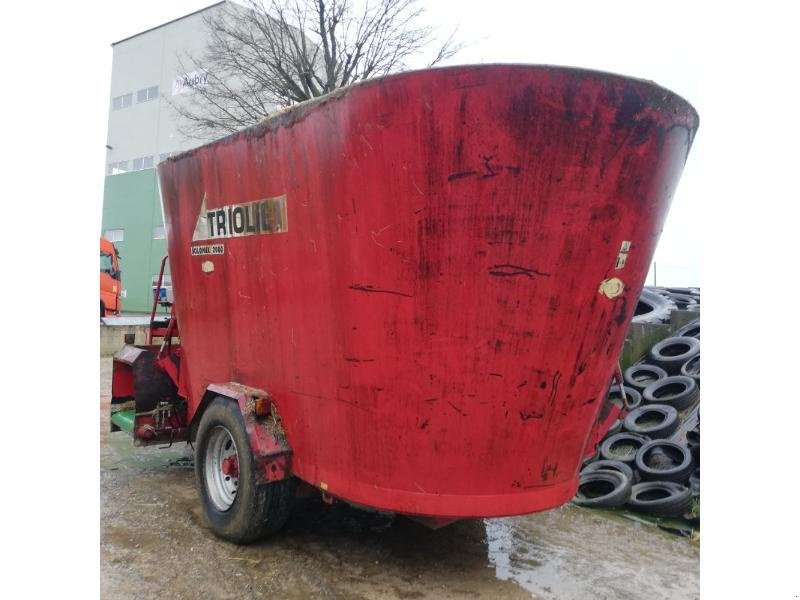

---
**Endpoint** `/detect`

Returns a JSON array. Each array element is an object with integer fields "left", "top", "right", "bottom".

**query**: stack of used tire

[
  {"left": 574, "top": 316, "right": 700, "bottom": 520},
  {"left": 633, "top": 286, "right": 700, "bottom": 325}
]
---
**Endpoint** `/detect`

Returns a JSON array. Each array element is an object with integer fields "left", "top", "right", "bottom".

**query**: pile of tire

[
  {"left": 574, "top": 317, "right": 700, "bottom": 519},
  {"left": 633, "top": 286, "right": 700, "bottom": 325}
]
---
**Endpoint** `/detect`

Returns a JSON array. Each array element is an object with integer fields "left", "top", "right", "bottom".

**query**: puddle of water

[{"left": 485, "top": 505, "right": 699, "bottom": 600}]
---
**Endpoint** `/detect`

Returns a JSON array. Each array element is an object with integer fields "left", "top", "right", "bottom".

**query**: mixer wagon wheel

[{"left": 195, "top": 397, "right": 294, "bottom": 544}]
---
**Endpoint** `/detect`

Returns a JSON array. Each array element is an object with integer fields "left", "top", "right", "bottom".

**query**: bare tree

[{"left": 170, "top": 0, "right": 462, "bottom": 140}]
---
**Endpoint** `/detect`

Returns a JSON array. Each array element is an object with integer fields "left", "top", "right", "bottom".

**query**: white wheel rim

[{"left": 204, "top": 426, "right": 239, "bottom": 511}]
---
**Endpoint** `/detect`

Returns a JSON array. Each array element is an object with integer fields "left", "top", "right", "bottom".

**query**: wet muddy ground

[{"left": 100, "top": 359, "right": 698, "bottom": 599}]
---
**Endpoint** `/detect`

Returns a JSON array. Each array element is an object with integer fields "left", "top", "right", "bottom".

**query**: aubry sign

[{"left": 172, "top": 69, "right": 209, "bottom": 96}]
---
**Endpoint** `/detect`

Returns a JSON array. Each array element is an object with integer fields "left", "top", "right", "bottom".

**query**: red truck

[{"left": 110, "top": 65, "right": 698, "bottom": 543}]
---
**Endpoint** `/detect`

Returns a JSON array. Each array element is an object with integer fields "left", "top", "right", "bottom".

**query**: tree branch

[{"left": 170, "top": 0, "right": 463, "bottom": 140}]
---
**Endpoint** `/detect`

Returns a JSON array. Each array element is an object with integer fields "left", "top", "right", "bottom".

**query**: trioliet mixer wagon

[{"left": 110, "top": 64, "right": 698, "bottom": 543}]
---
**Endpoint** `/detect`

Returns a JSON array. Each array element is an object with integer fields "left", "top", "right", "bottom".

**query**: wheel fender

[{"left": 198, "top": 382, "right": 292, "bottom": 484}]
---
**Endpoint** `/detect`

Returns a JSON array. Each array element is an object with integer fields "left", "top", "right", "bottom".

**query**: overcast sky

[{"left": 102, "top": 0, "right": 703, "bottom": 287}]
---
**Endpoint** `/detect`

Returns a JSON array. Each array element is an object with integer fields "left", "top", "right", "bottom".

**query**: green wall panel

[{"left": 102, "top": 169, "right": 168, "bottom": 312}]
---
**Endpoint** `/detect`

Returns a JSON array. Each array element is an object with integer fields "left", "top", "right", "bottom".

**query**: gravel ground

[{"left": 100, "top": 358, "right": 699, "bottom": 599}]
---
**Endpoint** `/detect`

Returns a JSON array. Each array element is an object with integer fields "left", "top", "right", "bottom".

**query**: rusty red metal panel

[
  {"left": 111, "top": 357, "right": 135, "bottom": 400},
  {"left": 158, "top": 65, "right": 698, "bottom": 518}
]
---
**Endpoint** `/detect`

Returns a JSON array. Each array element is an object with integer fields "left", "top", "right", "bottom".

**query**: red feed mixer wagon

[{"left": 110, "top": 64, "right": 698, "bottom": 543}]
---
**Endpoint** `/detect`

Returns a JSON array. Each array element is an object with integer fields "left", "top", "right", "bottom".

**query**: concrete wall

[{"left": 101, "top": 324, "right": 150, "bottom": 356}]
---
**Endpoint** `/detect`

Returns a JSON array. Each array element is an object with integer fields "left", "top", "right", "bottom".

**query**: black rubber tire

[
  {"left": 632, "top": 289, "right": 676, "bottom": 325},
  {"left": 643, "top": 375, "right": 699, "bottom": 411},
  {"left": 581, "top": 451, "right": 599, "bottom": 469},
  {"left": 635, "top": 440, "right": 694, "bottom": 483},
  {"left": 599, "top": 432, "right": 649, "bottom": 464},
  {"left": 100, "top": 301, "right": 106, "bottom": 319},
  {"left": 627, "top": 481, "right": 694, "bottom": 517},
  {"left": 665, "top": 287, "right": 700, "bottom": 297},
  {"left": 623, "top": 404, "right": 679, "bottom": 439},
  {"left": 686, "top": 427, "right": 700, "bottom": 446},
  {"left": 624, "top": 364, "right": 668, "bottom": 392},
  {"left": 582, "top": 459, "right": 635, "bottom": 482},
  {"left": 681, "top": 355, "right": 700, "bottom": 382},
  {"left": 648, "top": 336, "right": 700, "bottom": 374},
  {"left": 666, "top": 293, "right": 699, "bottom": 310},
  {"left": 686, "top": 427, "right": 700, "bottom": 463},
  {"left": 195, "top": 397, "right": 295, "bottom": 544},
  {"left": 573, "top": 469, "right": 632, "bottom": 508},
  {"left": 674, "top": 318, "right": 700, "bottom": 339},
  {"left": 648, "top": 287, "right": 672, "bottom": 298},
  {"left": 607, "top": 418, "right": 623, "bottom": 436},
  {"left": 607, "top": 385, "right": 642, "bottom": 410},
  {"left": 689, "top": 468, "right": 700, "bottom": 494}
]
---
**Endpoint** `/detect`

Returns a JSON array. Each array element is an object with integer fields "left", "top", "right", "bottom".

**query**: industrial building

[{"left": 101, "top": 2, "right": 230, "bottom": 312}]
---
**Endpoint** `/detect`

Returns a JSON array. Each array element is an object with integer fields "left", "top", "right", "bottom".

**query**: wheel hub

[
  {"left": 204, "top": 426, "right": 240, "bottom": 511},
  {"left": 221, "top": 455, "right": 239, "bottom": 478}
]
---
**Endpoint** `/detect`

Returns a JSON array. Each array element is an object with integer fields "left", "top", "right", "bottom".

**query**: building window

[
  {"left": 153, "top": 226, "right": 166, "bottom": 240},
  {"left": 137, "top": 85, "right": 159, "bottom": 103},
  {"left": 104, "top": 229, "right": 124, "bottom": 243},
  {"left": 111, "top": 93, "right": 133, "bottom": 110},
  {"left": 132, "top": 156, "right": 154, "bottom": 171},
  {"left": 107, "top": 160, "right": 129, "bottom": 175}
]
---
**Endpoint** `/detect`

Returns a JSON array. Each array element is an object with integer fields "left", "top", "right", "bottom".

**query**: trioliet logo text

[{"left": 191, "top": 194, "right": 288, "bottom": 245}]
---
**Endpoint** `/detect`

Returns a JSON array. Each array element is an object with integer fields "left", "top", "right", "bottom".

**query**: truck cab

[{"left": 100, "top": 237, "right": 122, "bottom": 317}]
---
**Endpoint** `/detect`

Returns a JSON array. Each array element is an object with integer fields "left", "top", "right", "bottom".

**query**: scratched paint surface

[{"left": 158, "top": 65, "right": 698, "bottom": 518}]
